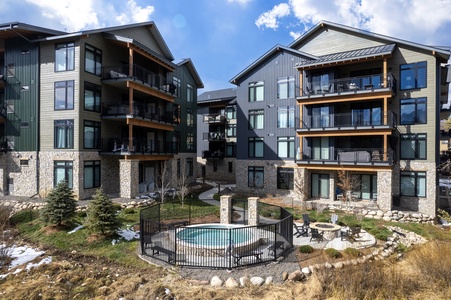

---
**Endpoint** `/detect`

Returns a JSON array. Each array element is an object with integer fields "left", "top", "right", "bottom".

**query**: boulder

[
  {"left": 210, "top": 276, "right": 223, "bottom": 287},
  {"left": 225, "top": 277, "right": 239, "bottom": 288}
]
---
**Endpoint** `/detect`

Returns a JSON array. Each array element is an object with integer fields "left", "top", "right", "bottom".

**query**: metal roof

[
  {"left": 177, "top": 58, "right": 204, "bottom": 88},
  {"left": 0, "top": 22, "right": 64, "bottom": 40},
  {"left": 198, "top": 88, "right": 236, "bottom": 103},
  {"left": 295, "top": 44, "right": 396, "bottom": 68}
]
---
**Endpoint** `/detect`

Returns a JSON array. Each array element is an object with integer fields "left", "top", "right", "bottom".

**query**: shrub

[
  {"left": 396, "top": 243, "right": 408, "bottom": 253},
  {"left": 344, "top": 247, "right": 361, "bottom": 257},
  {"left": 299, "top": 245, "right": 314, "bottom": 253},
  {"left": 41, "top": 180, "right": 77, "bottom": 226},
  {"left": 325, "top": 248, "right": 342, "bottom": 259},
  {"left": 87, "top": 188, "right": 121, "bottom": 236}
]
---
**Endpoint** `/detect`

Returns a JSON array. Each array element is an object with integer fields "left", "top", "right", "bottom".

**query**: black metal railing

[
  {"left": 100, "top": 138, "right": 179, "bottom": 155},
  {"left": 298, "top": 147, "right": 394, "bottom": 165},
  {"left": 203, "top": 132, "right": 226, "bottom": 141},
  {"left": 203, "top": 114, "right": 226, "bottom": 124},
  {"left": 103, "top": 103, "right": 178, "bottom": 124},
  {"left": 202, "top": 150, "right": 225, "bottom": 160}
]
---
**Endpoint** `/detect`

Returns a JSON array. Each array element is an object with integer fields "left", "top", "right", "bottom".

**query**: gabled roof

[
  {"left": 177, "top": 58, "right": 204, "bottom": 88},
  {"left": 229, "top": 44, "right": 315, "bottom": 84},
  {"left": 289, "top": 20, "right": 450, "bottom": 60},
  {"left": 295, "top": 43, "right": 396, "bottom": 69},
  {"left": 0, "top": 22, "right": 64, "bottom": 40},
  {"left": 198, "top": 88, "right": 236, "bottom": 104}
]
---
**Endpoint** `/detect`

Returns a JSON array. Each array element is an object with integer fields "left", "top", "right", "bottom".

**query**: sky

[{"left": 0, "top": 0, "right": 451, "bottom": 93}]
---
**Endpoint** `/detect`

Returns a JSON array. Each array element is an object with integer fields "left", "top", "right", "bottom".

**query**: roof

[
  {"left": 229, "top": 44, "right": 315, "bottom": 84},
  {"left": 289, "top": 20, "right": 450, "bottom": 60},
  {"left": 295, "top": 44, "right": 396, "bottom": 69},
  {"left": 198, "top": 88, "right": 236, "bottom": 103},
  {"left": 0, "top": 22, "right": 64, "bottom": 40},
  {"left": 177, "top": 58, "right": 204, "bottom": 88}
]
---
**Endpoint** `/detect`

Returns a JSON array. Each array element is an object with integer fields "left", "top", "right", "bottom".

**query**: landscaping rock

[
  {"left": 288, "top": 270, "right": 304, "bottom": 281},
  {"left": 250, "top": 277, "right": 265, "bottom": 286},
  {"left": 210, "top": 276, "right": 223, "bottom": 287},
  {"left": 265, "top": 276, "right": 273, "bottom": 285},
  {"left": 239, "top": 276, "right": 250, "bottom": 287},
  {"left": 225, "top": 277, "right": 239, "bottom": 288}
]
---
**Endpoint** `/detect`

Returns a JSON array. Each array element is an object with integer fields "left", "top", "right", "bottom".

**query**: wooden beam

[
  {"left": 297, "top": 90, "right": 392, "bottom": 105},
  {"left": 127, "top": 118, "right": 174, "bottom": 131},
  {"left": 296, "top": 164, "right": 392, "bottom": 172},
  {"left": 127, "top": 81, "right": 174, "bottom": 102}
]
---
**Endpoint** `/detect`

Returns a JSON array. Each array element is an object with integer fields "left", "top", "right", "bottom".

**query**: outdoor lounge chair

[
  {"left": 330, "top": 214, "right": 339, "bottom": 224},
  {"left": 309, "top": 228, "right": 324, "bottom": 243},
  {"left": 293, "top": 223, "right": 308, "bottom": 237},
  {"left": 302, "top": 214, "right": 311, "bottom": 227}
]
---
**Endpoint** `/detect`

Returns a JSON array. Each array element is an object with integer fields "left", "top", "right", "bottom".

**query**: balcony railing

[
  {"left": 102, "top": 64, "right": 176, "bottom": 95},
  {"left": 302, "top": 73, "right": 396, "bottom": 97},
  {"left": 203, "top": 132, "right": 226, "bottom": 141},
  {"left": 103, "top": 103, "right": 178, "bottom": 125},
  {"left": 203, "top": 114, "right": 226, "bottom": 124},
  {"left": 298, "top": 111, "right": 397, "bottom": 131},
  {"left": 100, "top": 138, "right": 178, "bottom": 155},
  {"left": 297, "top": 148, "right": 394, "bottom": 165},
  {"left": 202, "top": 150, "right": 225, "bottom": 160}
]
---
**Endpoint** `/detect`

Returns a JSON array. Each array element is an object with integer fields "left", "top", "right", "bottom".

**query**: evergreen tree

[
  {"left": 41, "top": 180, "right": 77, "bottom": 226},
  {"left": 87, "top": 188, "right": 121, "bottom": 236}
]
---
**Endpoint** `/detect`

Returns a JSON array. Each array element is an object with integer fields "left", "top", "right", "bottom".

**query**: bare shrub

[{"left": 0, "top": 204, "right": 13, "bottom": 270}]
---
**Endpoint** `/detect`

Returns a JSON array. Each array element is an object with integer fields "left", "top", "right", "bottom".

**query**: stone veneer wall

[
  {"left": 377, "top": 170, "right": 393, "bottom": 211},
  {"left": 220, "top": 195, "right": 232, "bottom": 224},
  {"left": 196, "top": 157, "right": 236, "bottom": 183},
  {"left": 172, "top": 153, "right": 198, "bottom": 187},
  {"left": 0, "top": 152, "right": 38, "bottom": 197},
  {"left": 119, "top": 159, "right": 139, "bottom": 199},
  {"left": 100, "top": 156, "right": 120, "bottom": 198},
  {"left": 247, "top": 197, "right": 259, "bottom": 226}
]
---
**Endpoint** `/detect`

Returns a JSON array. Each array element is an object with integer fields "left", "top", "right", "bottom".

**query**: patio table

[{"left": 309, "top": 222, "right": 342, "bottom": 239}]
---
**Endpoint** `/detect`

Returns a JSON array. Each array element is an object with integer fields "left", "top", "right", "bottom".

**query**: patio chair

[
  {"left": 302, "top": 214, "right": 311, "bottom": 227},
  {"left": 293, "top": 223, "right": 308, "bottom": 238},
  {"left": 330, "top": 214, "right": 339, "bottom": 224},
  {"left": 309, "top": 228, "right": 324, "bottom": 243}
]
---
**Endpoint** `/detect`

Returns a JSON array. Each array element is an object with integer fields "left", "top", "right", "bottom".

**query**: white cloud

[
  {"left": 289, "top": 31, "right": 302, "bottom": 40},
  {"left": 255, "top": 3, "right": 291, "bottom": 29},
  {"left": 227, "top": 0, "right": 253, "bottom": 5},
  {"left": 115, "top": 0, "right": 154, "bottom": 25}
]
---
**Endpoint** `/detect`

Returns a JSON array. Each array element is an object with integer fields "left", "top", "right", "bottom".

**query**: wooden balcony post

[
  {"left": 383, "top": 58, "right": 387, "bottom": 87},
  {"left": 383, "top": 134, "right": 388, "bottom": 161},
  {"left": 383, "top": 97, "right": 388, "bottom": 126}
]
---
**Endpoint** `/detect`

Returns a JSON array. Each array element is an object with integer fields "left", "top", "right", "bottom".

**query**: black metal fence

[{"left": 140, "top": 200, "right": 293, "bottom": 269}]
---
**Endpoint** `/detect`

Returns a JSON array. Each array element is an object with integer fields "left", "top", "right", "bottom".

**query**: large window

[
  {"left": 400, "top": 61, "right": 427, "bottom": 90},
  {"left": 248, "top": 166, "right": 264, "bottom": 188},
  {"left": 54, "top": 161, "right": 73, "bottom": 188},
  {"left": 278, "top": 137, "right": 295, "bottom": 158},
  {"left": 227, "top": 124, "right": 236, "bottom": 137},
  {"left": 277, "top": 106, "right": 295, "bottom": 128},
  {"left": 277, "top": 76, "right": 295, "bottom": 99},
  {"left": 186, "top": 158, "right": 193, "bottom": 176},
  {"left": 226, "top": 106, "right": 236, "bottom": 119},
  {"left": 85, "top": 44, "right": 102, "bottom": 75},
  {"left": 226, "top": 142, "right": 236, "bottom": 157},
  {"left": 187, "top": 132, "right": 194, "bottom": 151},
  {"left": 311, "top": 137, "right": 329, "bottom": 160},
  {"left": 311, "top": 106, "right": 330, "bottom": 128},
  {"left": 84, "top": 82, "right": 101, "bottom": 112},
  {"left": 187, "top": 84, "right": 193, "bottom": 102},
  {"left": 400, "top": 134, "right": 426, "bottom": 159},
  {"left": 311, "top": 173, "right": 329, "bottom": 198},
  {"left": 84, "top": 120, "right": 100, "bottom": 149},
  {"left": 249, "top": 81, "right": 264, "bottom": 102},
  {"left": 55, "top": 80, "right": 74, "bottom": 110},
  {"left": 173, "top": 76, "right": 181, "bottom": 97},
  {"left": 55, "top": 42, "right": 75, "bottom": 72},
  {"left": 249, "top": 109, "right": 264, "bottom": 129},
  {"left": 400, "top": 98, "right": 426, "bottom": 124},
  {"left": 401, "top": 171, "right": 426, "bottom": 197},
  {"left": 84, "top": 160, "right": 100, "bottom": 189},
  {"left": 248, "top": 137, "right": 264, "bottom": 158},
  {"left": 277, "top": 167, "right": 294, "bottom": 189},
  {"left": 187, "top": 109, "right": 194, "bottom": 126},
  {"left": 54, "top": 120, "right": 74, "bottom": 149}
]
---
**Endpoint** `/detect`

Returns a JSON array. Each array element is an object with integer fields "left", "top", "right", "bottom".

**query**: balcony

[
  {"left": 203, "top": 114, "right": 226, "bottom": 124},
  {"left": 299, "top": 73, "right": 396, "bottom": 99},
  {"left": 297, "top": 148, "right": 394, "bottom": 166},
  {"left": 102, "top": 64, "right": 176, "bottom": 95},
  {"left": 100, "top": 138, "right": 178, "bottom": 156},
  {"left": 297, "top": 111, "right": 397, "bottom": 132},
  {"left": 202, "top": 150, "right": 225, "bottom": 160},
  {"left": 102, "top": 103, "right": 178, "bottom": 125},
  {"left": 203, "top": 132, "right": 226, "bottom": 142}
]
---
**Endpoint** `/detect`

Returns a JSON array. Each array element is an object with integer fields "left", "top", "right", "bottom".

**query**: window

[
  {"left": 187, "top": 84, "right": 193, "bottom": 102},
  {"left": 401, "top": 171, "right": 426, "bottom": 197},
  {"left": 173, "top": 76, "right": 181, "bottom": 97},
  {"left": 187, "top": 132, "right": 194, "bottom": 151},
  {"left": 311, "top": 137, "right": 329, "bottom": 160},
  {"left": 187, "top": 109, "right": 194, "bottom": 126},
  {"left": 226, "top": 106, "right": 236, "bottom": 119},
  {"left": 400, "top": 98, "right": 426, "bottom": 124},
  {"left": 400, "top": 61, "right": 427, "bottom": 90},
  {"left": 249, "top": 109, "right": 264, "bottom": 129},
  {"left": 54, "top": 161, "right": 73, "bottom": 188},
  {"left": 226, "top": 124, "right": 236, "bottom": 137},
  {"left": 277, "top": 106, "right": 295, "bottom": 128},
  {"left": 226, "top": 142, "right": 236, "bottom": 157},
  {"left": 20, "top": 159, "right": 29, "bottom": 166},
  {"left": 84, "top": 120, "right": 100, "bottom": 149},
  {"left": 248, "top": 166, "right": 264, "bottom": 187},
  {"left": 85, "top": 44, "right": 102, "bottom": 75},
  {"left": 84, "top": 82, "right": 101, "bottom": 112},
  {"left": 311, "top": 173, "right": 329, "bottom": 198},
  {"left": 277, "top": 167, "right": 294, "bottom": 189},
  {"left": 277, "top": 76, "right": 295, "bottom": 99},
  {"left": 54, "top": 120, "right": 74, "bottom": 149},
  {"left": 55, "top": 42, "right": 75, "bottom": 71},
  {"left": 55, "top": 81, "right": 74, "bottom": 110},
  {"left": 249, "top": 81, "right": 264, "bottom": 102},
  {"left": 278, "top": 137, "right": 295, "bottom": 158},
  {"left": 186, "top": 158, "right": 193, "bottom": 176},
  {"left": 248, "top": 137, "right": 264, "bottom": 158},
  {"left": 400, "top": 134, "right": 426, "bottom": 159},
  {"left": 84, "top": 161, "right": 100, "bottom": 189}
]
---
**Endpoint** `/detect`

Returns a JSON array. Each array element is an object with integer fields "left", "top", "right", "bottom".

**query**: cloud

[
  {"left": 255, "top": 3, "right": 291, "bottom": 29},
  {"left": 289, "top": 31, "right": 302, "bottom": 40},
  {"left": 227, "top": 0, "right": 253, "bottom": 5},
  {"left": 115, "top": 0, "right": 154, "bottom": 25}
]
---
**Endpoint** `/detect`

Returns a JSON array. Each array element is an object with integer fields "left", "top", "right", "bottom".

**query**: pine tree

[
  {"left": 41, "top": 180, "right": 77, "bottom": 226},
  {"left": 87, "top": 188, "right": 121, "bottom": 236}
]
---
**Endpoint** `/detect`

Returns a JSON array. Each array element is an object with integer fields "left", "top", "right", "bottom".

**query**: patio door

[
  {"left": 361, "top": 174, "right": 377, "bottom": 200},
  {"left": 311, "top": 173, "right": 330, "bottom": 198}
]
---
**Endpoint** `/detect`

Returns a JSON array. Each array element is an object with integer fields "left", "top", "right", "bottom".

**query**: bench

[
  {"left": 233, "top": 250, "right": 263, "bottom": 266},
  {"left": 151, "top": 242, "right": 175, "bottom": 263},
  {"left": 268, "top": 241, "right": 284, "bottom": 256}
]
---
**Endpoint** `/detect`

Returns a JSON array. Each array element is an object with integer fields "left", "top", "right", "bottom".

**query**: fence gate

[{"left": 231, "top": 199, "right": 248, "bottom": 225}]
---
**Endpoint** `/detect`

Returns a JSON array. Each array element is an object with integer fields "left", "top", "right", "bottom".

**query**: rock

[
  {"left": 250, "top": 277, "right": 265, "bottom": 286},
  {"left": 288, "top": 270, "right": 305, "bottom": 281},
  {"left": 333, "top": 262, "right": 344, "bottom": 269},
  {"left": 301, "top": 267, "right": 311, "bottom": 275},
  {"left": 265, "top": 276, "right": 273, "bottom": 285},
  {"left": 324, "top": 262, "right": 332, "bottom": 269},
  {"left": 187, "top": 279, "right": 209, "bottom": 286},
  {"left": 225, "top": 277, "right": 239, "bottom": 288},
  {"left": 282, "top": 271, "right": 288, "bottom": 281},
  {"left": 210, "top": 276, "right": 223, "bottom": 287},
  {"left": 239, "top": 276, "right": 250, "bottom": 287}
]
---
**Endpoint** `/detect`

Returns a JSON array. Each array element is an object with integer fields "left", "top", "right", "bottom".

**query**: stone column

[
  {"left": 377, "top": 170, "right": 392, "bottom": 211},
  {"left": 220, "top": 195, "right": 232, "bottom": 224},
  {"left": 248, "top": 197, "right": 259, "bottom": 226},
  {"left": 119, "top": 159, "right": 139, "bottom": 199}
]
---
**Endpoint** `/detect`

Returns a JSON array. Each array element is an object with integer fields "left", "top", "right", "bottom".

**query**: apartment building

[
  {"left": 0, "top": 21, "right": 202, "bottom": 200},
  {"left": 229, "top": 21, "right": 449, "bottom": 216},
  {"left": 197, "top": 88, "right": 237, "bottom": 182}
]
